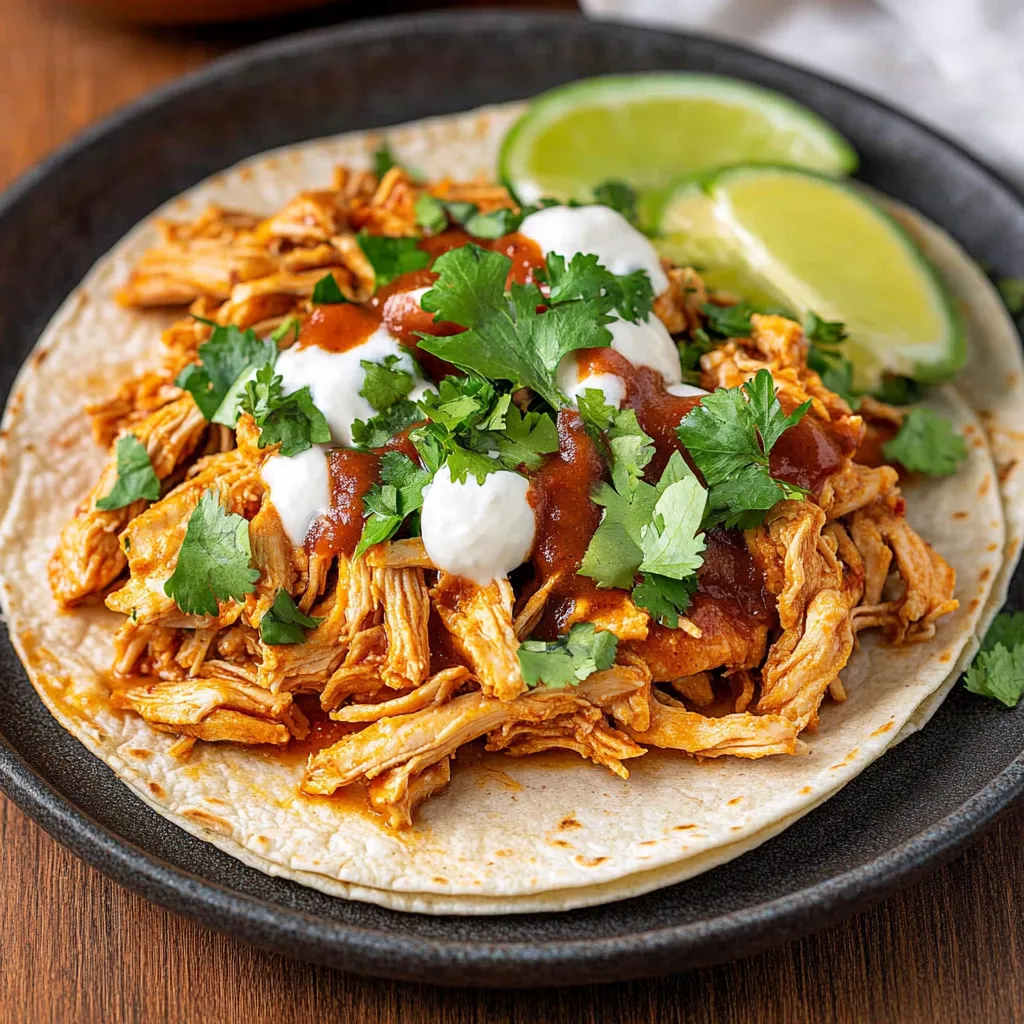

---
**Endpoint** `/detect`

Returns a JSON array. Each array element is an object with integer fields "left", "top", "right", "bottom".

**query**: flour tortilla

[{"left": 0, "top": 102, "right": 1016, "bottom": 914}]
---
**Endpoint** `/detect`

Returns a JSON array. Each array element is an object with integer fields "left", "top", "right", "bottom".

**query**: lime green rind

[
  {"left": 656, "top": 164, "right": 964, "bottom": 389},
  {"left": 499, "top": 73, "right": 858, "bottom": 206}
]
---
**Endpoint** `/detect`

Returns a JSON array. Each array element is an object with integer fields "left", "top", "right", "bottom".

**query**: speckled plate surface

[{"left": 0, "top": 11, "right": 1022, "bottom": 987}]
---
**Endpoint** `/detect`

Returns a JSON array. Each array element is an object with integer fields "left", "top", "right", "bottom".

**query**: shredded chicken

[
  {"left": 430, "top": 573, "right": 525, "bottom": 701},
  {"left": 111, "top": 676, "right": 309, "bottom": 747}
]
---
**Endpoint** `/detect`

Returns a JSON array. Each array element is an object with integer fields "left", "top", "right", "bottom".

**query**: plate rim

[{"left": 1, "top": 8, "right": 1023, "bottom": 986}]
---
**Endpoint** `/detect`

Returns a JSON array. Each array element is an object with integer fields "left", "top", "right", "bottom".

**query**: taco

[{"left": 0, "top": 101, "right": 1016, "bottom": 914}]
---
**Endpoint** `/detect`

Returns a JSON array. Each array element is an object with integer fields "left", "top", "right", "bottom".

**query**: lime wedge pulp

[
  {"left": 656, "top": 167, "right": 965, "bottom": 390},
  {"left": 499, "top": 74, "right": 857, "bottom": 213}
]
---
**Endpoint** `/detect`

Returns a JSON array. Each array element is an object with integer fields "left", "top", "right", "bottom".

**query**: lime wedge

[
  {"left": 499, "top": 74, "right": 857, "bottom": 211},
  {"left": 656, "top": 167, "right": 964, "bottom": 390}
]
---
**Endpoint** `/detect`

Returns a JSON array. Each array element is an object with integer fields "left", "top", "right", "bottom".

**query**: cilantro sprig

[
  {"left": 518, "top": 623, "right": 619, "bottom": 689},
  {"left": 410, "top": 376, "right": 557, "bottom": 484},
  {"left": 353, "top": 451, "right": 432, "bottom": 559},
  {"left": 356, "top": 231, "right": 430, "bottom": 289},
  {"left": 240, "top": 365, "right": 331, "bottom": 457},
  {"left": 805, "top": 313, "right": 858, "bottom": 408},
  {"left": 311, "top": 273, "right": 347, "bottom": 304},
  {"left": 351, "top": 354, "right": 424, "bottom": 449},
  {"left": 881, "top": 407, "right": 967, "bottom": 477},
  {"left": 176, "top": 322, "right": 276, "bottom": 424},
  {"left": 579, "top": 395, "right": 707, "bottom": 627},
  {"left": 539, "top": 252, "right": 653, "bottom": 324},
  {"left": 259, "top": 590, "right": 324, "bottom": 645},
  {"left": 964, "top": 613, "right": 1024, "bottom": 707},
  {"left": 163, "top": 491, "right": 259, "bottom": 616},
  {"left": 417, "top": 244, "right": 641, "bottom": 408},
  {"left": 96, "top": 435, "right": 160, "bottom": 511},
  {"left": 676, "top": 369, "right": 811, "bottom": 529},
  {"left": 592, "top": 180, "right": 639, "bottom": 225}
]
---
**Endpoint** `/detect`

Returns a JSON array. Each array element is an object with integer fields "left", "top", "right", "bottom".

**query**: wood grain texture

[{"left": 1, "top": 0, "right": 1022, "bottom": 1020}]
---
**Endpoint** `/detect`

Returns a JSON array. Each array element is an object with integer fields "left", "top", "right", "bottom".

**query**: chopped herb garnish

[
  {"left": 592, "top": 179, "right": 639, "bottom": 225},
  {"left": 176, "top": 322, "right": 275, "bottom": 424},
  {"left": 872, "top": 376, "right": 930, "bottom": 406},
  {"left": 518, "top": 622, "right": 619, "bottom": 689},
  {"left": 163, "top": 490, "right": 259, "bottom": 616},
  {"left": 676, "top": 368, "right": 810, "bottom": 528},
  {"left": 881, "top": 407, "right": 967, "bottom": 476},
  {"left": 579, "top": 395, "right": 707, "bottom": 612},
  {"left": 259, "top": 589, "right": 324, "bottom": 645},
  {"left": 360, "top": 355, "right": 415, "bottom": 412},
  {"left": 678, "top": 327, "right": 716, "bottom": 385},
  {"left": 410, "top": 376, "right": 556, "bottom": 483},
  {"left": 351, "top": 400, "right": 423, "bottom": 449},
  {"left": 270, "top": 316, "right": 301, "bottom": 346},
  {"left": 996, "top": 277, "right": 1024, "bottom": 316},
  {"left": 311, "top": 273, "right": 347, "bottom": 305},
  {"left": 372, "top": 141, "right": 397, "bottom": 178},
  {"left": 541, "top": 251, "right": 653, "bottom": 324},
  {"left": 414, "top": 192, "right": 448, "bottom": 235},
  {"left": 418, "top": 244, "right": 626, "bottom": 407},
  {"left": 354, "top": 451, "right": 433, "bottom": 559},
  {"left": 463, "top": 207, "right": 521, "bottom": 240},
  {"left": 702, "top": 301, "right": 755, "bottom": 338},
  {"left": 240, "top": 364, "right": 331, "bottom": 457},
  {"left": 805, "top": 312, "right": 858, "bottom": 407},
  {"left": 96, "top": 435, "right": 160, "bottom": 511},
  {"left": 632, "top": 572, "right": 698, "bottom": 629},
  {"left": 357, "top": 230, "right": 430, "bottom": 289},
  {"left": 964, "top": 612, "right": 1024, "bottom": 707}
]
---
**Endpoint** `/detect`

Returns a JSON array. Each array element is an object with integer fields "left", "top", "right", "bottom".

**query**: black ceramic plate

[{"left": 1, "top": 11, "right": 1022, "bottom": 988}]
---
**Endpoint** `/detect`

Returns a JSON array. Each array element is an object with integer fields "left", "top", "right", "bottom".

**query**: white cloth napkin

[{"left": 580, "top": 0, "right": 1024, "bottom": 190}]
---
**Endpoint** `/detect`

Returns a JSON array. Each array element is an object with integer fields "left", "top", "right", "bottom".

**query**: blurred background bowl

[{"left": 48, "top": 0, "right": 336, "bottom": 24}]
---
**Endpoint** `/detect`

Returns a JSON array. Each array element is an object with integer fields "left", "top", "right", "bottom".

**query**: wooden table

[{"left": 2, "top": 0, "right": 1023, "bottom": 1019}]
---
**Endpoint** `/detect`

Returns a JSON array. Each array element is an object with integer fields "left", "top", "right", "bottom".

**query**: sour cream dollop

[
  {"left": 261, "top": 446, "right": 331, "bottom": 547},
  {"left": 274, "top": 325, "right": 429, "bottom": 448},
  {"left": 555, "top": 357, "right": 627, "bottom": 409},
  {"left": 420, "top": 464, "right": 535, "bottom": 585},
  {"left": 519, "top": 204, "right": 669, "bottom": 294},
  {"left": 607, "top": 314, "right": 681, "bottom": 385}
]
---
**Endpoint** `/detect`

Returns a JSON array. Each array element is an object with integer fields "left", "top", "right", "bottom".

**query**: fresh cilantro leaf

[
  {"left": 882, "top": 407, "right": 967, "bottom": 476},
  {"left": 445, "top": 447, "right": 503, "bottom": 485},
  {"left": 96, "top": 435, "right": 160, "bottom": 511},
  {"left": 359, "top": 355, "right": 414, "bottom": 412},
  {"left": 676, "top": 369, "right": 810, "bottom": 527},
  {"left": 607, "top": 408, "right": 655, "bottom": 499},
  {"left": 259, "top": 589, "right": 324, "bottom": 645},
  {"left": 351, "top": 400, "right": 423, "bottom": 449},
  {"left": 518, "top": 623, "right": 619, "bottom": 689},
  {"left": 414, "top": 192, "right": 448, "bottom": 235},
  {"left": 176, "top": 323, "right": 276, "bottom": 423},
  {"left": 270, "top": 317, "right": 300, "bottom": 347},
  {"left": 678, "top": 327, "right": 716, "bottom": 385},
  {"left": 357, "top": 230, "right": 430, "bottom": 289},
  {"left": 983, "top": 612, "right": 1024, "bottom": 653},
  {"left": 804, "top": 312, "right": 858, "bottom": 407},
  {"left": 541, "top": 252, "right": 654, "bottom": 324},
  {"left": 577, "top": 388, "right": 618, "bottom": 432},
  {"left": 703, "top": 302, "right": 754, "bottom": 338},
  {"left": 240, "top": 364, "right": 331, "bottom": 457},
  {"left": 488, "top": 405, "right": 559, "bottom": 472},
  {"left": 593, "top": 179, "right": 638, "bottom": 225},
  {"left": 463, "top": 207, "right": 521, "bottom": 240},
  {"left": 311, "top": 273, "right": 347, "bottom": 305},
  {"left": 872, "top": 376, "right": 930, "bottom": 405},
  {"left": 996, "top": 277, "right": 1024, "bottom": 316},
  {"left": 804, "top": 312, "right": 847, "bottom": 347},
  {"left": 353, "top": 452, "right": 432, "bottom": 559},
  {"left": 418, "top": 244, "right": 613, "bottom": 407},
  {"left": 163, "top": 490, "right": 259, "bottom": 616},
  {"left": 372, "top": 141, "right": 397, "bottom": 178},
  {"left": 632, "top": 573, "right": 698, "bottom": 628},
  {"left": 965, "top": 644, "right": 1024, "bottom": 707},
  {"left": 639, "top": 474, "right": 707, "bottom": 577}
]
